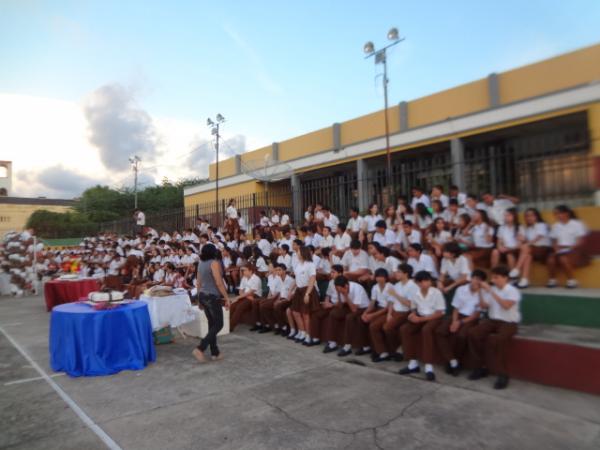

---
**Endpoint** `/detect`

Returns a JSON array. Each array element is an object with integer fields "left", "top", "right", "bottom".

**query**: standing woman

[
  {"left": 192, "top": 244, "right": 230, "bottom": 363},
  {"left": 289, "top": 246, "right": 320, "bottom": 345}
]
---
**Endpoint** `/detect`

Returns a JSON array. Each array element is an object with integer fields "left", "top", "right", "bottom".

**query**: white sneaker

[
  {"left": 566, "top": 279, "right": 578, "bottom": 289},
  {"left": 546, "top": 278, "right": 558, "bottom": 288},
  {"left": 517, "top": 278, "right": 529, "bottom": 289},
  {"left": 509, "top": 268, "right": 520, "bottom": 279}
]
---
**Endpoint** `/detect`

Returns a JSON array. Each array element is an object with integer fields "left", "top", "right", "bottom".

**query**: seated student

[
  {"left": 453, "top": 213, "right": 474, "bottom": 251},
  {"left": 491, "top": 208, "right": 522, "bottom": 274},
  {"left": 229, "top": 264, "right": 263, "bottom": 331},
  {"left": 372, "top": 220, "right": 396, "bottom": 247},
  {"left": 443, "top": 198, "right": 465, "bottom": 231},
  {"left": 319, "top": 226, "right": 335, "bottom": 250},
  {"left": 435, "top": 270, "right": 485, "bottom": 376},
  {"left": 512, "top": 208, "right": 552, "bottom": 289},
  {"left": 364, "top": 268, "right": 395, "bottom": 362},
  {"left": 395, "top": 221, "right": 422, "bottom": 259},
  {"left": 407, "top": 243, "right": 439, "bottom": 279},
  {"left": 341, "top": 240, "right": 370, "bottom": 281},
  {"left": 384, "top": 264, "right": 418, "bottom": 361},
  {"left": 547, "top": 204, "right": 589, "bottom": 288},
  {"left": 468, "top": 265, "right": 521, "bottom": 390},
  {"left": 332, "top": 222, "right": 352, "bottom": 257},
  {"left": 323, "top": 276, "right": 371, "bottom": 356},
  {"left": 414, "top": 203, "right": 434, "bottom": 232},
  {"left": 398, "top": 271, "right": 446, "bottom": 381},
  {"left": 273, "top": 265, "right": 296, "bottom": 336},
  {"left": 288, "top": 246, "right": 320, "bottom": 345},
  {"left": 426, "top": 218, "right": 453, "bottom": 261},
  {"left": 466, "top": 209, "right": 495, "bottom": 268},
  {"left": 309, "top": 264, "right": 344, "bottom": 346},
  {"left": 258, "top": 263, "right": 287, "bottom": 333},
  {"left": 437, "top": 242, "right": 471, "bottom": 294},
  {"left": 346, "top": 208, "right": 366, "bottom": 237},
  {"left": 360, "top": 242, "right": 387, "bottom": 285}
]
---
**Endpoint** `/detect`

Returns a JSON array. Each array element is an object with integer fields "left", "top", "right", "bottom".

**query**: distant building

[
  {"left": 0, "top": 161, "right": 12, "bottom": 197},
  {"left": 0, "top": 197, "right": 75, "bottom": 237}
]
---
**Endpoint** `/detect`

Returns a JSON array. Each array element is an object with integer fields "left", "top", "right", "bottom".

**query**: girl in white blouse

[
  {"left": 511, "top": 208, "right": 552, "bottom": 288},
  {"left": 491, "top": 208, "right": 523, "bottom": 273}
]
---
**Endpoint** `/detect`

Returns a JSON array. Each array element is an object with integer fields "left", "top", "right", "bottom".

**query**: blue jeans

[{"left": 197, "top": 293, "right": 224, "bottom": 356}]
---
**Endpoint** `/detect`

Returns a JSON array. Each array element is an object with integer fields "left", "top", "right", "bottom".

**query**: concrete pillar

[
  {"left": 488, "top": 73, "right": 500, "bottom": 108},
  {"left": 399, "top": 101, "right": 408, "bottom": 132},
  {"left": 588, "top": 104, "right": 600, "bottom": 205},
  {"left": 272, "top": 142, "right": 279, "bottom": 161},
  {"left": 291, "top": 174, "right": 302, "bottom": 224},
  {"left": 451, "top": 138, "right": 465, "bottom": 192},
  {"left": 332, "top": 123, "right": 341, "bottom": 152},
  {"left": 357, "top": 159, "right": 369, "bottom": 213}
]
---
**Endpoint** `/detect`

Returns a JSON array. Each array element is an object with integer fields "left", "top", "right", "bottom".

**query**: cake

[{"left": 88, "top": 290, "right": 125, "bottom": 303}]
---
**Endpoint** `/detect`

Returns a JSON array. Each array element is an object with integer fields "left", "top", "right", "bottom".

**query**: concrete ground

[{"left": 1, "top": 295, "right": 599, "bottom": 450}]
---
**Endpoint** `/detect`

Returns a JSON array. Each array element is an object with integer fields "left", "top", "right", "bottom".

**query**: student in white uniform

[
  {"left": 468, "top": 265, "right": 521, "bottom": 390},
  {"left": 491, "top": 208, "right": 523, "bottom": 274},
  {"left": 407, "top": 244, "right": 439, "bottom": 279},
  {"left": 365, "top": 268, "right": 395, "bottom": 362},
  {"left": 365, "top": 204, "right": 383, "bottom": 234},
  {"left": 438, "top": 242, "right": 471, "bottom": 294},
  {"left": 230, "top": 265, "right": 262, "bottom": 331},
  {"left": 512, "top": 208, "right": 552, "bottom": 288},
  {"left": 435, "top": 270, "right": 485, "bottom": 376},
  {"left": 372, "top": 220, "right": 396, "bottom": 247},
  {"left": 398, "top": 271, "right": 446, "bottom": 381},
  {"left": 333, "top": 223, "right": 352, "bottom": 256},
  {"left": 347, "top": 208, "right": 365, "bottom": 235},
  {"left": 547, "top": 204, "right": 589, "bottom": 288},
  {"left": 410, "top": 186, "right": 431, "bottom": 211},
  {"left": 341, "top": 240, "right": 370, "bottom": 281}
]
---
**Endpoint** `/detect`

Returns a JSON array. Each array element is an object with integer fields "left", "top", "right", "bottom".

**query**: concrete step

[{"left": 521, "top": 288, "right": 600, "bottom": 329}]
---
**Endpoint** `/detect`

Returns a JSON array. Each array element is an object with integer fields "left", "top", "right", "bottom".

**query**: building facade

[
  {"left": 0, "top": 197, "right": 74, "bottom": 237},
  {"left": 184, "top": 43, "right": 600, "bottom": 228}
]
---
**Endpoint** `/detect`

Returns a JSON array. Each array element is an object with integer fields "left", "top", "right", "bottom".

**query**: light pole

[
  {"left": 207, "top": 114, "right": 225, "bottom": 226},
  {"left": 128, "top": 155, "right": 141, "bottom": 209},
  {"left": 364, "top": 27, "right": 404, "bottom": 196}
]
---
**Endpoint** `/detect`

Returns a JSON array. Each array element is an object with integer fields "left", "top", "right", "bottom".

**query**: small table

[
  {"left": 139, "top": 293, "right": 196, "bottom": 331},
  {"left": 44, "top": 278, "right": 101, "bottom": 311},
  {"left": 49, "top": 302, "right": 156, "bottom": 377}
]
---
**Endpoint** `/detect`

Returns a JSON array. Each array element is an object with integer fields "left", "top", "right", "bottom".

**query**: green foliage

[{"left": 26, "top": 210, "right": 98, "bottom": 238}]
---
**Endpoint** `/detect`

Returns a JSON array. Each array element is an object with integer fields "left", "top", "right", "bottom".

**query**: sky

[{"left": 1, "top": 0, "right": 599, "bottom": 198}]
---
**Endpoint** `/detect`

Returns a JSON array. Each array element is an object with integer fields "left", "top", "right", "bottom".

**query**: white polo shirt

[
  {"left": 345, "top": 282, "right": 370, "bottom": 308},
  {"left": 391, "top": 279, "right": 418, "bottom": 312},
  {"left": 333, "top": 233, "right": 351, "bottom": 251},
  {"left": 226, "top": 205, "right": 238, "bottom": 219},
  {"left": 371, "top": 283, "right": 393, "bottom": 308},
  {"left": 522, "top": 223, "right": 551, "bottom": 247},
  {"left": 326, "top": 281, "right": 339, "bottom": 304},
  {"left": 279, "top": 275, "right": 295, "bottom": 300},
  {"left": 347, "top": 216, "right": 365, "bottom": 232},
  {"left": 324, "top": 214, "right": 340, "bottom": 230},
  {"left": 440, "top": 255, "right": 471, "bottom": 281},
  {"left": 407, "top": 254, "right": 439, "bottom": 278},
  {"left": 239, "top": 274, "right": 262, "bottom": 296},
  {"left": 486, "top": 283, "right": 521, "bottom": 323},
  {"left": 373, "top": 229, "right": 396, "bottom": 247},
  {"left": 411, "top": 287, "right": 446, "bottom": 316},
  {"left": 294, "top": 261, "right": 316, "bottom": 288},
  {"left": 365, "top": 214, "right": 383, "bottom": 233},
  {"left": 496, "top": 225, "right": 521, "bottom": 249},
  {"left": 472, "top": 223, "right": 494, "bottom": 248},
  {"left": 341, "top": 249, "right": 369, "bottom": 272},
  {"left": 320, "top": 235, "right": 334, "bottom": 248},
  {"left": 277, "top": 254, "right": 292, "bottom": 270},
  {"left": 551, "top": 219, "right": 587, "bottom": 247},
  {"left": 451, "top": 284, "right": 481, "bottom": 316}
]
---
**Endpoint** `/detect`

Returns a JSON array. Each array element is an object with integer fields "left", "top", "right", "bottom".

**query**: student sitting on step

[{"left": 229, "top": 264, "right": 263, "bottom": 332}]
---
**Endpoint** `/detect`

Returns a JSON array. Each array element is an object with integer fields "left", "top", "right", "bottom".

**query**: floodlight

[
  {"left": 363, "top": 41, "right": 375, "bottom": 54},
  {"left": 387, "top": 27, "right": 399, "bottom": 41}
]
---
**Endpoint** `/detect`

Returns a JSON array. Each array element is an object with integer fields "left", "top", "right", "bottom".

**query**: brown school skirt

[
  {"left": 530, "top": 246, "right": 552, "bottom": 262},
  {"left": 556, "top": 246, "right": 590, "bottom": 268},
  {"left": 290, "top": 286, "right": 321, "bottom": 314}
]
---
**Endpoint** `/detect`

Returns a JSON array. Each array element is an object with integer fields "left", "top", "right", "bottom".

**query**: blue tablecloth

[{"left": 49, "top": 302, "right": 156, "bottom": 377}]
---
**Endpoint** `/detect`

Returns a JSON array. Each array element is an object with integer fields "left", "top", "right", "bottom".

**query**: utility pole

[
  {"left": 207, "top": 114, "right": 225, "bottom": 226},
  {"left": 129, "top": 155, "right": 141, "bottom": 209}
]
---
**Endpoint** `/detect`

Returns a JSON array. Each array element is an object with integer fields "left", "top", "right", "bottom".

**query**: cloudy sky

[{"left": 1, "top": 0, "right": 599, "bottom": 198}]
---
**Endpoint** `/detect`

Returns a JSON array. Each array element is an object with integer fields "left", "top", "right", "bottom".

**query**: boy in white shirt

[
  {"left": 407, "top": 244, "right": 439, "bottom": 279},
  {"left": 272, "top": 263, "right": 296, "bottom": 336},
  {"left": 398, "top": 271, "right": 446, "bottom": 381},
  {"left": 346, "top": 208, "right": 365, "bottom": 235},
  {"left": 332, "top": 223, "right": 352, "bottom": 256},
  {"left": 258, "top": 264, "right": 285, "bottom": 333},
  {"left": 373, "top": 220, "right": 396, "bottom": 247},
  {"left": 435, "top": 270, "right": 485, "bottom": 376},
  {"left": 468, "top": 265, "right": 521, "bottom": 390},
  {"left": 364, "top": 268, "right": 395, "bottom": 362},
  {"left": 340, "top": 240, "right": 369, "bottom": 281},
  {"left": 230, "top": 265, "right": 263, "bottom": 331}
]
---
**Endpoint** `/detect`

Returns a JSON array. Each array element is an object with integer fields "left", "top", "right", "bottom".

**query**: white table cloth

[
  {"left": 139, "top": 294, "right": 196, "bottom": 331},
  {"left": 178, "top": 306, "right": 230, "bottom": 338}
]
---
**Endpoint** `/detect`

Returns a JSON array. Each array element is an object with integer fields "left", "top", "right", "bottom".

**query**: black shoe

[
  {"left": 355, "top": 348, "right": 372, "bottom": 356},
  {"left": 286, "top": 333, "right": 297, "bottom": 340},
  {"left": 301, "top": 340, "right": 310, "bottom": 346},
  {"left": 323, "top": 345, "right": 338, "bottom": 354},
  {"left": 468, "top": 368, "right": 489, "bottom": 381},
  {"left": 392, "top": 352, "right": 404, "bottom": 362},
  {"left": 304, "top": 340, "right": 319, "bottom": 347},
  {"left": 425, "top": 371, "right": 436, "bottom": 382},
  {"left": 398, "top": 366, "right": 420, "bottom": 375},
  {"left": 494, "top": 374, "right": 510, "bottom": 390},
  {"left": 445, "top": 363, "right": 461, "bottom": 376},
  {"left": 337, "top": 348, "right": 352, "bottom": 357},
  {"left": 258, "top": 327, "right": 271, "bottom": 334},
  {"left": 294, "top": 336, "right": 304, "bottom": 343},
  {"left": 371, "top": 354, "right": 391, "bottom": 363},
  {"left": 249, "top": 325, "right": 261, "bottom": 332},
  {"left": 281, "top": 328, "right": 289, "bottom": 337},
  {"left": 273, "top": 328, "right": 281, "bottom": 336}
]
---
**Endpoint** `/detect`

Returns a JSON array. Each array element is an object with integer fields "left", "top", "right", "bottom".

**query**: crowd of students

[{"left": 37, "top": 185, "right": 590, "bottom": 389}]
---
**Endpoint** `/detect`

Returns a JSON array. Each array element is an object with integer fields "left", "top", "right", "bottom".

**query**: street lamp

[
  {"left": 128, "top": 155, "right": 141, "bottom": 209},
  {"left": 207, "top": 114, "right": 226, "bottom": 226},
  {"left": 364, "top": 27, "right": 404, "bottom": 194}
]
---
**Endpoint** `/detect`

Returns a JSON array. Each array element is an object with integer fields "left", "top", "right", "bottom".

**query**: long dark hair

[{"left": 200, "top": 244, "right": 219, "bottom": 261}]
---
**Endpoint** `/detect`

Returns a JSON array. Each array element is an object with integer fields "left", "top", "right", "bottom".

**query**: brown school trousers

[
  {"left": 435, "top": 317, "right": 478, "bottom": 363},
  {"left": 325, "top": 304, "right": 351, "bottom": 344},
  {"left": 468, "top": 319, "right": 518, "bottom": 375},
  {"left": 273, "top": 299, "right": 291, "bottom": 328},
  {"left": 400, "top": 318, "right": 443, "bottom": 364},
  {"left": 367, "top": 314, "right": 388, "bottom": 355},
  {"left": 343, "top": 308, "right": 368, "bottom": 348},
  {"left": 259, "top": 297, "right": 276, "bottom": 328},
  {"left": 309, "top": 307, "right": 331, "bottom": 340},
  {"left": 229, "top": 298, "right": 251, "bottom": 331},
  {"left": 383, "top": 311, "right": 410, "bottom": 354}
]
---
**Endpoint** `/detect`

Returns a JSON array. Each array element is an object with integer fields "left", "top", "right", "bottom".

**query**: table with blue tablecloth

[{"left": 49, "top": 302, "right": 156, "bottom": 377}]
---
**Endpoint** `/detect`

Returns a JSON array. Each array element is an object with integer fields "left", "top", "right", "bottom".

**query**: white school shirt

[
  {"left": 365, "top": 214, "right": 383, "bottom": 233},
  {"left": 371, "top": 283, "right": 394, "bottom": 308},
  {"left": 267, "top": 274, "right": 281, "bottom": 295},
  {"left": 341, "top": 249, "right": 369, "bottom": 272},
  {"left": 259, "top": 216, "right": 270, "bottom": 227},
  {"left": 385, "top": 255, "right": 401, "bottom": 274},
  {"left": 451, "top": 285, "right": 481, "bottom": 316},
  {"left": 136, "top": 212, "right": 146, "bottom": 226},
  {"left": 411, "top": 287, "right": 446, "bottom": 316},
  {"left": 311, "top": 233, "right": 324, "bottom": 248},
  {"left": 277, "top": 254, "right": 292, "bottom": 270},
  {"left": 333, "top": 233, "right": 351, "bottom": 251},
  {"left": 226, "top": 205, "right": 238, "bottom": 219},
  {"left": 396, "top": 229, "right": 422, "bottom": 248},
  {"left": 153, "top": 269, "right": 165, "bottom": 283},
  {"left": 430, "top": 230, "right": 453, "bottom": 246},
  {"left": 271, "top": 214, "right": 280, "bottom": 225},
  {"left": 278, "top": 238, "right": 293, "bottom": 250},
  {"left": 440, "top": 255, "right": 471, "bottom": 281},
  {"left": 472, "top": 223, "right": 494, "bottom": 248},
  {"left": 347, "top": 216, "right": 365, "bottom": 232},
  {"left": 325, "top": 281, "right": 340, "bottom": 304},
  {"left": 324, "top": 214, "right": 340, "bottom": 230},
  {"left": 391, "top": 279, "right": 418, "bottom": 312},
  {"left": 368, "top": 256, "right": 387, "bottom": 273},
  {"left": 411, "top": 194, "right": 431, "bottom": 210},
  {"left": 479, "top": 199, "right": 514, "bottom": 225},
  {"left": 522, "top": 223, "right": 551, "bottom": 247},
  {"left": 255, "top": 257, "right": 269, "bottom": 273},
  {"left": 414, "top": 215, "right": 433, "bottom": 230},
  {"left": 280, "top": 214, "right": 290, "bottom": 226},
  {"left": 496, "top": 225, "right": 520, "bottom": 249},
  {"left": 278, "top": 276, "right": 295, "bottom": 299},
  {"left": 373, "top": 229, "right": 396, "bottom": 247},
  {"left": 294, "top": 261, "right": 316, "bottom": 288},
  {"left": 345, "top": 282, "right": 370, "bottom": 308},
  {"left": 239, "top": 274, "right": 262, "bottom": 296},
  {"left": 320, "top": 235, "right": 334, "bottom": 249},
  {"left": 550, "top": 219, "right": 587, "bottom": 247},
  {"left": 443, "top": 208, "right": 466, "bottom": 227},
  {"left": 433, "top": 194, "right": 449, "bottom": 208},
  {"left": 407, "top": 254, "right": 439, "bottom": 278},
  {"left": 485, "top": 284, "right": 521, "bottom": 323},
  {"left": 258, "top": 239, "right": 272, "bottom": 257}
]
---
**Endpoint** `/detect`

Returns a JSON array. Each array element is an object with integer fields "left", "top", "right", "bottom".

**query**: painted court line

[
  {"left": 4, "top": 372, "right": 65, "bottom": 386},
  {"left": 0, "top": 325, "right": 122, "bottom": 450}
]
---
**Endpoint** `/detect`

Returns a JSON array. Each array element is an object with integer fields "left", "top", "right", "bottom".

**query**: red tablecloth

[{"left": 44, "top": 279, "right": 101, "bottom": 312}]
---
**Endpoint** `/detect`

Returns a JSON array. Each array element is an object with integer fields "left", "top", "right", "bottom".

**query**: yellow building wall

[
  {"left": 498, "top": 44, "right": 600, "bottom": 105},
  {"left": 588, "top": 103, "right": 600, "bottom": 156},
  {"left": 208, "top": 157, "right": 237, "bottom": 181},
  {"left": 408, "top": 79, "right": 489, "bottom": 128},
  {"left": 183, "top": 180, "right": 264, "bottom": 207},
  {"left": 279, "top": 127, "right": 333, "bottom": 161},
  {"left": 0, "top": 204, "right": 72, "bottom": 237},
  {"left": 340, "top": 107, "right": 400, "bottom": 146}
]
